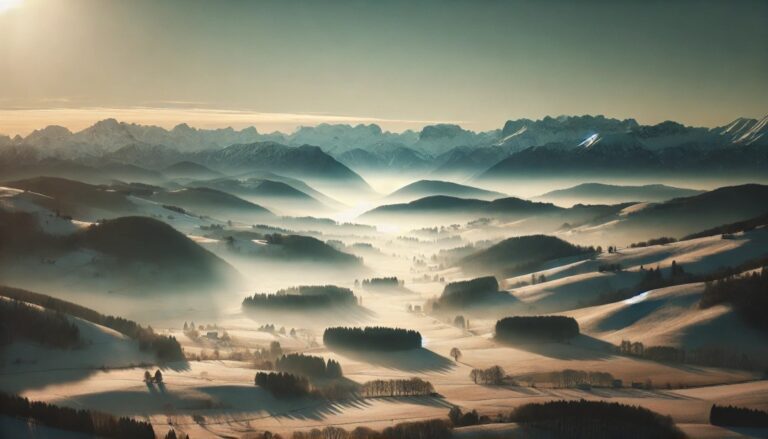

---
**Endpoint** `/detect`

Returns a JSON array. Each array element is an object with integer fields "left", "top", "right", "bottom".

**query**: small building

[{"left": 206, "top": 331, "right": 219, "bottom": 339}]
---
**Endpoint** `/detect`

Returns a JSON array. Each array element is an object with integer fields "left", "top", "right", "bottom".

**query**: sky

[{"left": 0, "top": 0, "right": 766, "bottom": 136}]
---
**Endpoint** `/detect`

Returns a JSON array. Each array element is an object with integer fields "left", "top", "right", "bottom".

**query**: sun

[{"left": 0, "top": 0, "right": 23, "bottom": 13}]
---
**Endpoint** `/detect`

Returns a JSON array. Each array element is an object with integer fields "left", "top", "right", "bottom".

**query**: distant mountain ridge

[{"left": 2, "top": 114, "right": 766, "bottom": 181}]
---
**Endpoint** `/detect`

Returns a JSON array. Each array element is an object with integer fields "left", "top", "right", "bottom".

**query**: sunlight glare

[{"left": 0, "top": 0, "right": 23, "bottom": 13}]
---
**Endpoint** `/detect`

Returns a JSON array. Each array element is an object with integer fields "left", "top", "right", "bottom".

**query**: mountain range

[{"left": 1, "top": 114, "right": 766, "bottom": 183}]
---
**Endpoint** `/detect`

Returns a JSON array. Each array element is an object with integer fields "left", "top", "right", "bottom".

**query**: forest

[
  {"left": 360, "top": 277, "right": 404, "bottom": 289},
  {"left": 710, "top": 404, "right": 768, "bottom": 428},
  {"left": 243, "top": 285, "right": 358, "bottom": 310},
  {"left": 275, "top": 353, "right": 343, "bottom": 379},
  {"left": 507, "top": 400, "right": 685, "bottom": 439},
  {"left": 434, "top": 276, "right": 509, "bottom": 309},
  {"left": 0, "top": 287, "right": 184, "bottom": 362},
  {"left": 0, "top": 299, "right": 80, "bottom": 349},
  {"left": 495, "top": 316, "right": 580, "bottom": 343},
  {"left": 0, "top": 392, "right": 155, "bottom": 438},
  {"left": 254, "top": 372, "right": 311, "bottom": 398},
  {"left": 323, "top": 326, "right": 422, "bottom": 351}
]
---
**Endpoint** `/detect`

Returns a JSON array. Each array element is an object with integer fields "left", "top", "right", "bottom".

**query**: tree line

[
  {"left": 517, "top": 369, "right": 617, "bottom": 388},
  {"left": 469, "top": 366, "right": 505, "bottom": 385},
  {"left": 360, "top": 377, "right": 435, "bottom": 397},
  {"left": 0, "top": 287, "right": 184, "bottom": 362},
  {"left": 291, "top": 419, "right": 451, "bottom": 439},
  {"left": 629, "top": 237, "right": 677, "bottom": 248},
  {"left": 255, "top": 372, "right": 311, "bottom": 398},
  {"left": 360, "top": 277, "right": 404, "bottom": 289},
  {"left": 275, "top": 353, "right": 343, "bottom": 379},
  {"left": 619, "top": 338, "right": 761, "bottom": 370},
  {"left": 495, "top": 316, "right": 580, "bottom": 343},
  {"left": 323, "top": 326, "right": 422, "bottom": 351},
  {"left": 710, "top": 404, "right": 768, "bottom": 428},
  {"left": 0, "top": 299, "right": 80, "bottom": 349},
  {"left": 507, "top": 400, "right": 685, "bottom": 439},
  {"left": 0, "top": 392, "right": 155, "bottom": 439},
  {"left": 242, "top": 285, "right": 358, "bottom": 310}
]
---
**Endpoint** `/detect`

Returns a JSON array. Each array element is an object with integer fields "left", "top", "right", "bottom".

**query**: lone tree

[
  {"left": 154, "top": 370, "right": 163, "bottom": 383},
  {"left": 144, "top": 370, "right": 152, "bottom": 382},
  {"left": 450, "top": 347, "right": 462, "bottom": 362}
]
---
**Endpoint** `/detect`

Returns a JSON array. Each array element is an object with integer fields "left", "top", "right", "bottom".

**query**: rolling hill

[
  {"left": 145, "top": 187, "right": 274, "bottom": 221},
  {"left": 458, "top": 235, "right": 596, "bottom": 277},
  {"left": 387, "top": 180, "right": 506, "bottom": 202},
  {"left": 536, "top": 183, "right": 704, "bottom": 206}
]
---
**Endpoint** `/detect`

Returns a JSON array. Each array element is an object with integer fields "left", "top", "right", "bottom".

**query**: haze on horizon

[{"left": 1, "top": 0, "right": 767, "bottom": 136}]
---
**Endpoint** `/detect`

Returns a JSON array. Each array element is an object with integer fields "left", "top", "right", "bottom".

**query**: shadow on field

[
  {"left": 332, "top": 347, "right": 455, "bottom": 373},
  {"left": 497, "top": 334, "right": 615, "bottom": 361},
  {"left": 243, "top": 305, "right": 375, "bottom": 327}
]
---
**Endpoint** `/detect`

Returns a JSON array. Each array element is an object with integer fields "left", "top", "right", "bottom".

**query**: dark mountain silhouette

[
  {"left": 337, "top": 144, "right": 432, "bottom": 173},
  {"left": 0, "top": 211, "right": 239, "bottom": 293},
  {"left": 191, "top": 142, "right": 372, "bottom": 191},
  {"left": 614, "top": 184, "right": 768, "bottom": 238},
  {"left": 477, "top": 137, "right": 768, "bottom": 180}
]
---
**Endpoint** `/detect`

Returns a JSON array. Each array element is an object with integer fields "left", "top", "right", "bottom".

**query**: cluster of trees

[
  {"left": 469, "top": 366, "right": 505, "bottom": 385},
  {"left": 275, "top": 353, "right": 343, "bottom": 379},
  {"left": 323, "top": 327, "right": 422, "bottom": 351},
  {"left": 254, "top": 372, "right": 310, "bottom": 398},
  {"left": 710, "top": 404, "right": 768, "bottom": 428},
  {"left": 506, "top": 400, "right": 685, "bottom": 439},
  {"left": 636, "top": 261, "right": 689, "bottom": 291},
  {"left": 361, "top": 277, "right": 404, "bottom": 288},
  {"left": 0, "top": 299, "right": 80, "bottom": 349},
  {"left": 360, "top": 377, "right": 435, "bottom": 397},
  {"left": 597, "top": 263, "right": 622, "bottom": 273},
  {"left": 0, "top": 392, "right": 155, "bottom": 438},
  {"left": 619, "top": 339, "right": 760, "bottom": 370},
  {"left": 242, "top": 285, "right": 358, "bottom": 310},
  {"left": 629, "top": 237, "right": 677, "bottom": 248},
  {"left": 435, "top": 276, "right": 507, "bottom": 309},
  {"left": 700, "top": 268, "right": 768, "bottom": 333},
  {"left": 520, "top": 369, "right": 617, "bottom": 388},
  {"left": 495, "top": 316, "right": 580, "bottom": 343},
  {"left": 0, "top": 288, "right": 184, "bottom": 361},
  {"left": 163, "top": 429, "right": 190, "bottom": 439},
  {"left": 448, "top": 406, "right": 484, "bottom": 427},
  {"left": 291, "top": 419, "right": 451, "bottom": 439}
]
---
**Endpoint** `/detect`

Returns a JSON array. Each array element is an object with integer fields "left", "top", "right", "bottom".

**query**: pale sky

[{"left": 0, "top": 0, "right": 766, "bottom": 136}]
